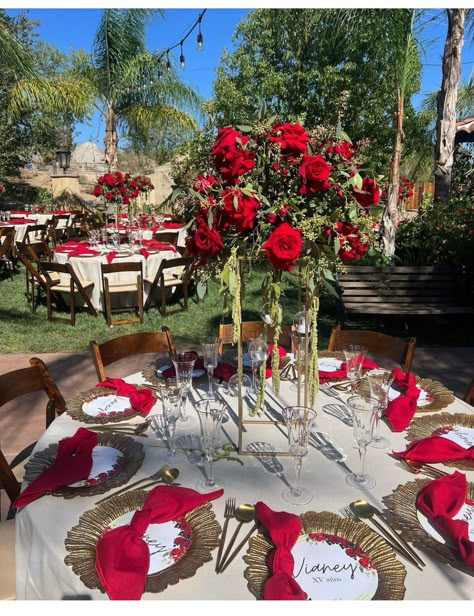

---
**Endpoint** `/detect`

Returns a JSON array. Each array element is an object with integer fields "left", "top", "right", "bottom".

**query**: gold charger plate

[
  {"left": 382, "top": 478, "right": 474, "bottom": 575},
  {"left": 244, "top": 510, "right": 406, "bottom": 600},
  {"left": 64, "top": 491, "right": 221, "bottom": 595},
  {"left": 406, "top": 412, "right": 474, "bottom": 471},
  {"left": 66, "top": 385, "right": 154, "bottom": 424},
  {"left": 23, "top": 432, "right": 144, "bottom": 499}
]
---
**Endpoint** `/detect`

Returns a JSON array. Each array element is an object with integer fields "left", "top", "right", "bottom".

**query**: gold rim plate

[
  {"left": 244, "top": 510, "right": 406, "bottom": 600},
  {"left": 23, "top": 432, "right": 145, "bottom": 498},
  {"left": 382, "top": 478, "right": 474, "bottom": 575},
  {"left": 64, "top": 492, "right": 221, "bottom": 594},
  {"left": 66, "top": 385, "right": 152, "bottom": 424},
  {"left": 406, "top": 412, "right": 474, "bottom": 471}
]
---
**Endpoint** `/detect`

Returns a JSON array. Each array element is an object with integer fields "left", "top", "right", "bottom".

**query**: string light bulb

[
  {"left": 197, "top": 17, "right": 203, "bottom": 51},
  {"left": 166, "top": 51, "right": 171, "bottom": 72},
  {"left": 179, "top": 41, "right": 185, "bottom": 69}
]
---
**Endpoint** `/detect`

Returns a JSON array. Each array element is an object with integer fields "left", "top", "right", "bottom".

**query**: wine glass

[
  {"left": 345, "top": 395, "right": 378, "bottom": 490},
  {"left": 194, "top": 398, "right": 227, "bottom": 493},
  {"left": 111, "top": 231, "right": 121, "bottom": 250},
  {"left": 248, "top": 337, "right": 268, "bottom": 394},
  {"left": 366, "top": 369, "right": 395, "bottom": 449},
  {"left": 172, "top": 352, "right": 198, "bottom": 424},
  {"left": 201, "top": 338, "right": 221, "bottom": 398},
  {"left": 342, "top": 345, "right": 368, "bottom": 393},
  {"left": 281, "top": 406, "right": 317, "bottom": 506},
  {"left": 160, "top": 384, "right": 185, "bottom": 462}
]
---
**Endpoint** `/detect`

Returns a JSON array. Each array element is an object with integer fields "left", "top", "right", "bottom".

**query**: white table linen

[{"left": 14, "top": 368, "right": 474, "bottom": 601}]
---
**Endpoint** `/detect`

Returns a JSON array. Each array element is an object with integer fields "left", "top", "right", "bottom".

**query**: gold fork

[{"left": 215, "top": 497, "right": 236, "bottom": 572}]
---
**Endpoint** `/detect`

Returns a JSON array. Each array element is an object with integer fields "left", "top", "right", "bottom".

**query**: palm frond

[
  {"left": 123, "top": 104, "right": 199, "bottom": 137},
  {"left": 8, "top": 76, "right": 94, "bottom": 119},
  {"left": 0, "top": 20, "right": 35, "bottom": 79}
]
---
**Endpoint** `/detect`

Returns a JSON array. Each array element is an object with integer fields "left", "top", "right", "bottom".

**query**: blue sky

[{"left": 6, "top": 7, "right": 474, "bottom": 147}]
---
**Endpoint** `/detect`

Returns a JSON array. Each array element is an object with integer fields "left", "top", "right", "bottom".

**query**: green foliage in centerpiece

[{"left": 179, "top": 116, "right": 382, "bottom": 412}]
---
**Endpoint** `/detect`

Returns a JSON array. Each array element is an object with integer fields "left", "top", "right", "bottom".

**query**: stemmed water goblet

[
  {"left": 194, "top": 398, "right": 227, "bottom": 493},
  {"left": 365, "top": 369, "right": 395, "bottom": 449},
  {"left": 247, "top": 337, "right": 268, "bottom": 394},
  {"left": 171, "top": 352, "right": 198, "bottom": 424},
  {"left": 345, "top": 395, "right": 378, "bottom": 490},
  {"left": 159, "top": 383, "right": 185, "bottom": 462},
  {"left": 281, "top": 406, "right": 317, "bottom": 505},
  {"left": 342, "top": 345, "right": 368, "bottom": 393},
  {"left": 201, "top": 338, "right": 221, "bottom": 398}
]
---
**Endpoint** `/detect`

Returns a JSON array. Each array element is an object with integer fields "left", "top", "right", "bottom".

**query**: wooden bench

[{"left": 336, "top": 265, "right": 474, "bottom": 320}]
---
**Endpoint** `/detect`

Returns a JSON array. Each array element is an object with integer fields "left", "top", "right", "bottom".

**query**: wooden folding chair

[
  {"left": 16, "top": 223, "right": 49, "bottom": 257},
  {"left": 0, "top": 228, "right": 16, "bottom": 280},
  {"left": 0, "top": 357, "right": 66, "bottom": 512},
  {"left": 101, "top": 261, "right": 144, "bottom": 327},
  {"left": 90, "top": 327, "right": 176, "bottom": 381},
  {"left": 327, "top": 324, "right": 416, "bottom": 373},
  {"left": 217, "top": 321, "right": 293, "bottom": 355},
  {"left": 152, "top": 231, "right": 180, "bottom": 245},
  {"left": 40, "top": 261, "right": 97, "bottom": 326},
  {"left": 144, "top": 256, "right": 196, "bottom": 315},
  {"left": 20, "top": 244, "right": 56, "bottom": 310},
  {"left": 50, "top": 214, "right": 71, "bottom": 244}
]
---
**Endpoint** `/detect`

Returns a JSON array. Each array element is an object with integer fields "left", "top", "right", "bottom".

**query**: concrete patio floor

[{"left": 0, "top": 345, "right": 473, "bottom": 519}]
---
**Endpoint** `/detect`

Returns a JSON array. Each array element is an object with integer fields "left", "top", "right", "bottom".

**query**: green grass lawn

[{"left": 0, "top": 263, "right": 472, "bottom": 353}]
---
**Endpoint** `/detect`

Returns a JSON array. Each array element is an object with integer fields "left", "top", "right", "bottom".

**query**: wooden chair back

[
  {"left": 327, "top": 324, "right": 416, "bottom": 373},
  {"left": 100, "top": 261, "right": 144, "bottom": 326},
  {"left": 218, "top": 321, "right": 292, "bottom": 355},
  {"left": 90, "top": 327, "right": 176, "bottom": 381},
  {"left": 463, "top": 377, "right": 474, "bottom": 406},
  {"left": 0, "top": 357, "right": 65, "bottom": 504},
  {"left": 152, "top": 231, "right": 179, "bottom": 245},
  {"left": 50, "top": 214, "right": 71, "bottom": 243},
  {"left": 17, "top": 224, "right": 48, "bottom": 256},
  {"left": 0, "top": 228, "right": 16, "bottom": 278},
  {"left": 144, "top": 256, "right": 196, "bottom": 315}
]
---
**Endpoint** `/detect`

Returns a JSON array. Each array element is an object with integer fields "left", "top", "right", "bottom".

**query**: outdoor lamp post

[{"left": 56, "top": 148, "right": 71, "bottom": 174}]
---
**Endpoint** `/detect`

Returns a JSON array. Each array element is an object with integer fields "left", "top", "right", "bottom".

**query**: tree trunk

[
  {"left": 104, "top": 103, "right": 118, "bottom": 171},
  {"left": 434, "top": 9, "right": 465, "bottom": 205},
  {"left": 382, "top": 90, "right": 404, "bottom": 258}
]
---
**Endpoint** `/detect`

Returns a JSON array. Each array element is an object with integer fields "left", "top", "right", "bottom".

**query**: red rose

[
  {"left": 219, "top": 188, "right": 260, "bottom": 232},
  {"left": 193, "top": 174, "right": 217, "bottom": 194},
  {"left": 129, "top": 180, "right": 138, "bottom": 188},
  {"left": 119, "top": 186, "right": 127, "bottom": 195},
  {"left": 103, "top": 173, "right": 116, "bottom": 187},
  {"left": 298, "top": 155, "right": 332, "bottom": 194},
  {"left": 333, "top": 221, "right": 368, "bottom": 261},
  {"left": 329, "top": 140, "right": 355, "bottom": 160},
  {"left": 97, "top": 176, "right": 105, "bottom": 184},
  {"left": 262, "top": 222, "right": 303, "bottom": 271},
  {"left": 92, "top": 185, "right": 103, "bottom": 197},
  {"left": 267, "top": 212, "right": 277, "bottom": 224},
  {"left": 104, "top": 192, "right": 114, "bottom": 201},
  {"left": 149, "top": 184, "right": 154, "bottom": 189},
  {"left": 123, "top": 196, "right": 130, "bottom": 204},
  {"left": 211, "top": 126, "right": 249, "bottom": 153},
  {"left": 354, "top": 177, "right": 380, "bottom": 207},
  {"left": 268, "top": 122, "right": 309, "bottom": 158},
  {"left": 186, "top": 221, "right": 224, "bottom": 265},
  {"left": 132, "top": 189, "right": 139, "bottom": 198},
  {"left": 211, "top": 126, "right": 255, "bottom": 182}
]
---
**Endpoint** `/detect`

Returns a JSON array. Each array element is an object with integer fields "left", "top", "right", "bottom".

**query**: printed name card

[{"left": 82, "top": 394, "right": 132, "bottom": 418}]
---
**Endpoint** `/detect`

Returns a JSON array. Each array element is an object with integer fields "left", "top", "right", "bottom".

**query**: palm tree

[
  {"left": 423, "top": 76, "right": 474, "bottom": 121},
  {"left": 0, "top": 18, "right": 34, "bottom": 79},
  {"left": 9, "top": 9, "right": 201, "bottom": 169}
]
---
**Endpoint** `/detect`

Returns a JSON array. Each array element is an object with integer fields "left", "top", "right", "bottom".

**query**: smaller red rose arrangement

[{"left": 92, "top": 171, "right": 154, "bottom": 205}]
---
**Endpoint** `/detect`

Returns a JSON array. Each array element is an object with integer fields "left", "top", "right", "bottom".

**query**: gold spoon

[
  {"left": 404, "top": 459, "right": 447, "bottom": 478},
  {"left": 217, "top": 503, "right": 255, "bottom": 573},
  {"left": 351, "top": 500, "right": 425, "bottom": 569},
  {"left": 95, "top": 467, "right": 179, "bottom": 505}
]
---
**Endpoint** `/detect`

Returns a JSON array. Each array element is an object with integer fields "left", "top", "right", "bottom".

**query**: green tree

[{"left": 9, "top": 8, "right": 201, "bottom": 170}]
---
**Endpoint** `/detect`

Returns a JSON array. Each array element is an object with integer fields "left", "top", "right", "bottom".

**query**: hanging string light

[
  {"left": 179, "top": 41, "right": 185, "bottom": 69},
  {"left": 166, "top": 50, "right": 172, "bottom": 72},
  {"left": 197, "top": 14, "right": 204, "bottom": 51}
]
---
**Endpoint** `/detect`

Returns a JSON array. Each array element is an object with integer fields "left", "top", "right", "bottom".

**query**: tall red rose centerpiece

[
  {"left": 180, "top": 119, "right": 381, "bottom": 412},
  {"left": 92, "top": 171, "right": 155, "bottom": 224}
]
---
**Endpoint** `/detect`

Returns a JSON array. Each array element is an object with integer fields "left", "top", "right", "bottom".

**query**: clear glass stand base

[
  {"left": 346, "top": 472, "right": 376, "bottom": 490},
  {"left": 196, "top": 478, "right": 221, "bottom": 494},
  {"left": 281, "top": 486, "right": 313, "bottom": 506},
  {"left": 370, "top": 436, "right": 391, "bottom": 449},
  {"left": 162, "top": 449, "right": 185, "bottom": 463}
]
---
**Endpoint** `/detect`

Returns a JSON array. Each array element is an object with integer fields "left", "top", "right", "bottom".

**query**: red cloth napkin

[
  {"left": 385, "top": 368, "right": 420, "bottom": 432},
  {"left": 394, "top": 433, "right": 474, "bottom": 463},
  {"left": 162, "top": 357, "right": 236, "bottom": 381},
  {"left": 96, "top": 377, "right": 156, "bottom": 415},
  {"left": 10, "top": 218, "right": 36, "bottom": 224},
  {"left": 106, "top": 251, "right": 117, "bottom": 263},
  {"left": 13, "top": 428, "right": 97, "bottom": 508},
  {"left": 318, "top": 358, "right": 379, "bottom": 383},
  {"left": 162, "top": 222, "right": 183, "bottom": 229},
  {"left": 54, "top": 241, "right": 84, "bottom": 252},
  {"left": 416, "top": 471, "right": 474, "bottom": 566},
  {"left": 255, "top": 501, "right": 307, "bottom": 600},
  {"left": 95, "top": 484, "right": 223, "bottom": 600},
  {"left": 66, "top": 246, "right": 101, "bottom": 257},
  {"left": 141, "top": 239, "right": 177, "bottom": 253},
  {"left": 265, "top": 344, "right": 286, "bottom": 378}
]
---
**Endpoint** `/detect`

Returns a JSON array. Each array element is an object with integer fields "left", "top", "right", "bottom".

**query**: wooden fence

[{"left": 404, "top": 181, "right": 434, "bottom": 210}]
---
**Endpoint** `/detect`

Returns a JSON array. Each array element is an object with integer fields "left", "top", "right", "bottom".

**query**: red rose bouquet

[{"left": 179, "top": 118, "right": 381, "bottom": 410}]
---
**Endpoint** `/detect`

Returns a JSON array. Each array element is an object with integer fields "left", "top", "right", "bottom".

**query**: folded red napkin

[
  {"left": 255, "top": 501, "right": 307, "bottom": 600},
  {"left": 106, "top": 251, "right": 117, "bottom": 263},
  {"left": 318, "top": 357, "right": 379, "bottom": 383},
  {"left": 162, "top": 222, "right": 183, "bottom": 229},
  {"left": 54, "top": 241, "right": 84, "bottom": 252},
  {"left": 67, "top": 246, "right": 101, "bottom": 257},
  {"left": 96, "top": 377, "right": 155, "bottom": 414},
  {"left": 13, "top": 428, "right": 97, "bottom": 508},
  {"left": 417, "top": 471, "right": 474, "bottom": 566},
  {"left": 385, "top": 368, "right": 420, "bottom": 432},
  {"left": 394, "top": 433, "right": 474, "bottom": 463},
  {"left": 161, "top": 357, "right": 236, "bottom": 381},
  {"left": 95, "top": 484, "right": 223, "bottom": 599},
  {"left": 141, "top": 240, "right": 177, "bottom": 253},
  {"left": 10, "top": 218, "right": 35, "bottom": 224},
  {"left": 265, "top": 344, "right": 286, "bottom": 378}
]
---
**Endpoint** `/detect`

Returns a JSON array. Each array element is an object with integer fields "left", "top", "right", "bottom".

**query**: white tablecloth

[
  {"left": 14, "top": 367, "right": 474, "bottom": 600},
  {"left": 54, "top": 248, "right": 177, "bottom": 311}
]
